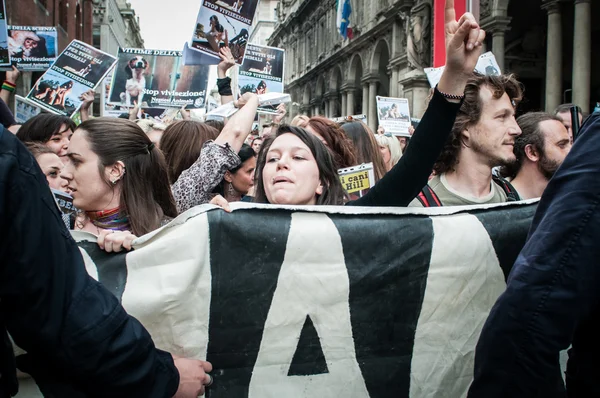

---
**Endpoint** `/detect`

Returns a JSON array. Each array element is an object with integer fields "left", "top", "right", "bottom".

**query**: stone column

[
  {"left": 543, "top": 1, "right": 562, "bottom": 112},
  {"left": 572, "top": 0, "right": 591, "bottom": 113},
  {"left": 347, "top": 89, "right": 355, "bottom": 116},
  {"left": 341, "top": 92, "right": 348, "bottom": 116},
  {"left": 390, "top": 67, "right": 400, "bottom": 98},
  {"left": 482, "top": 17, "right": 511, "bottom": 72},
  {"left": 368, "top": 80, "right": 378, "bottom": 132},
  {"left": 362, "top": 83, "right": 369, "bottom": 116},
  {"left": 328, "top": 97, "right": 336, "bottom": 118}
]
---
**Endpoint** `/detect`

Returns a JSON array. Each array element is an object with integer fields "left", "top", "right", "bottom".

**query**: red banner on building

[{"left": 433, "top": 0, "right": 467, "bottom": 67}]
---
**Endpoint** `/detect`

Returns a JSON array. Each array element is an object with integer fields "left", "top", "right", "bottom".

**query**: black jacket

[{"left": 0, "top": 127, "right": 179, "bottom": 397}]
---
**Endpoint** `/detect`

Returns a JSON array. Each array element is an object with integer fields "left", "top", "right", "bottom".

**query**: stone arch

[
  {"left": 371, "top": 39, "right": 391, "bottom": 97},
  {"left": 315, "top": 75, "right": 326, "bottom": 98},
  {"left": 348, "top": 53, "right": 364, "bottom": 115},
  {"left": 330, "top": 65, "right": 344, "bottom": 91},
  {"left": 303, "top": 84, "right": 311, "bottom": 106}
]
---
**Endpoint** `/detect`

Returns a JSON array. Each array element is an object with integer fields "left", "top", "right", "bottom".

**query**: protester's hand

[
  {"left": 444, "top": 0, "right": 484, "bottom": 77},
  {"left": 210, "top": 194, "right": 232, "bottom": 213},
  {"left": 234, "top": 92, "right": 258, "bottom": 108},
  {"left": 129, "top": 102, "right": 140, "bottom": 121},
  {"left": 6, "top": 66, "right": 20, "bottom": 84},
  {"left": 180, "top": 105, "right": 191, "bottom": 120},
  {"left": 172, "top": 356, "right": 213, "bottom": 398},
  {"left": 217, "top": 46, "right": 235, "bottom": 75},
  {"left": 97, "top": 230, "right": 136, "bottom": 253},
  {"left": 273, "top": 103, "right": 287, "bottom": 124},
  {"left": 408, "top": 125, "right": 415, "bottom": 136},
  {"left": 377, "top": 126, "right": 385, "bottom": 135},
  {"left": 78, "top": 90, "right": 95, "bottom": 111}
]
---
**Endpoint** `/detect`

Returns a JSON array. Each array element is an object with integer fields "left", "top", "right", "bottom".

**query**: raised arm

[{"left": 214, "top": 92, "right": 258, "bottom": 153}]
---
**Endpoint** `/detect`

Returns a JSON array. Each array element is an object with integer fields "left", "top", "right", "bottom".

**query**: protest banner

[
  {"left": 331, "top": 114, "right": 368, "bottom": 125},
  {"left": 0, "top": 0, "right": 9, "bottom": 66},
  {"left": 206, "top": 92, "right": 290, "bottom": 119},
  {"left": 238, "top": 43, "right": 285, "bottom": 114},
  {"left": 5, "top": 26, "right": 57, "bottom": 71},
  {"left": 184, "top": 0, "right": 258, "bottom": 65},
  {"left": 26, "top": 40, "right": 117, "bottom": 118},
  {"left": 108, "top": 48, "right": 209, "bottom": 110},
  {"left": 25, "top": 201, "right": 534, "bottom": 398},
  {"left": 425, "top": 51, "right": 502, "bottom": 88},
  {"left": 338, "top": 163, "right": 375, "bottom": 200},
  {"left": 376, "top": 96, "right": 411, "bottom": 137},
  {"left": 14, "top": 95, "right": 43, "bottom": 123}
]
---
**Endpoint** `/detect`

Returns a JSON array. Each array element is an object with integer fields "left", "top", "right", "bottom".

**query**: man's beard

[{"left": 538, "top": 151, "right": 561, "bottom": 180}]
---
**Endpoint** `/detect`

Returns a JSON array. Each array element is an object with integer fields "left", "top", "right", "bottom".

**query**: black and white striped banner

[{"left": 75, "top": 202, "right": 536, "bottom": 398}]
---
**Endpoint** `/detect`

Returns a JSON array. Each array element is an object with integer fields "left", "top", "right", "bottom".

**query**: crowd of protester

[{"left": 2, "top": 0, "right": 600, "bottom": 396}]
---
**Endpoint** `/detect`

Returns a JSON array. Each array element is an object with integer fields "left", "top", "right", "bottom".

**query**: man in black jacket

[
  {"left": 0, "top": 126, "right": 211, "bottom": 397},
  {"left": 469, "top": 113, "right": 600, "bottom": 396}
]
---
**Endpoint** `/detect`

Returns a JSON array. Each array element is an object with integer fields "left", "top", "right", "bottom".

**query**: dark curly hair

[
  {"left": 433, "top": 73, "right": 523, "bottom": 175},
  {"left": 500, "top": 112, "right": 563, "bottom": 179}
]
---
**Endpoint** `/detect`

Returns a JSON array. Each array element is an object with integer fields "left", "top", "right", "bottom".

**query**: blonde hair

[
  {"left": 376, "top": 134, "right": 403, "bottom": 170},
  {"left": 291, "top": 114, "right": 310, "bottom": 128},
  {"left": 136, "top": 119, "right": 167, "bottom": 134}
]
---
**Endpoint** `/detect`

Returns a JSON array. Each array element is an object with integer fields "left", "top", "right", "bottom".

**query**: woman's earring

[
  {"left": 111, "top": 179, "right": 118, "bottom": 185},
  {"left": 228, "top": 182, "right": 236, "bottom": 196}
]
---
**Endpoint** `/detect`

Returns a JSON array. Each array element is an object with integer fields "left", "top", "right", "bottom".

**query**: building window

[{"left": 59, "top": 1, "right": 68, "bottom": 30}]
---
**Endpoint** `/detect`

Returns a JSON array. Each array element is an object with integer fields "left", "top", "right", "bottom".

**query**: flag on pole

[{"left": 336, "top": 0, "right": 352, "bottom": 40}]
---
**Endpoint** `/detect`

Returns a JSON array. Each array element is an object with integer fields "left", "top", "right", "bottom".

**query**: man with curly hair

[{"left": 410, "top": 73, "right": 523, "bottom": 207}]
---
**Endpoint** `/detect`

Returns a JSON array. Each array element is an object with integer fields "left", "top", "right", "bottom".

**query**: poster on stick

[
  {"left": 5, "top": 26, "right": 57, "bottom": 71},
  {"left": 108, "top": 48, "right": 209, "bottom": 110},
  {"left": 238, "top": 43, "right": 284, "bottom": 114},
  {"left": 376, "top": 96, "right": 411, "bottom": 137},
  {"left": 26, "top": 40, "right": 117, "bottom": 117},
  {"left": 425, "top": 51, "right": 502, "bottom": 88},
  {"left": 338, "top": 162, "right": 376, "bottom": 200},
  {"left": 0, "top": 0, "right": 9, "bottom": 66},
  {"left": 185, "top": 0, "right": 258, "bottom": 65},
  {"left": 14, "top": 95, "right": 43, "bottom": 123}
]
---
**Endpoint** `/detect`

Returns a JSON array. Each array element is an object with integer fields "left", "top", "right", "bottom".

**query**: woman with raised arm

[{"left": 250, "top": 10, "right": 485, "bottom": 207}]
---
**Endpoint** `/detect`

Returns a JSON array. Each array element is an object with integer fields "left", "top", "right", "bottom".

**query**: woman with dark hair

[
  {"left": 160, "top": 120, "right": 219, "bottom": 184},
  {"left": 214, "top": 144, "right": 256, "bottom": 202},
  {"left": 305, "top": 116, "right": 357, "bottom": 169},
  {"left": 340, "top": 121, "right": 387, "bottom": 181},
  {"left": 250, "top": 12, "right": 486, "bottom": 207},
  {"left": 60, "top": 118, "right": 177, "bottom": 251},
  {"left": 169, "top": 92, "right": 259, "bottom": 213},
  {"left": 17, "top": 113, "right": 76, "bottom": 159}
]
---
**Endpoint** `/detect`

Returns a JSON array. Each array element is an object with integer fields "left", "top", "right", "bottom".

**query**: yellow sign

[{"left": 339, "top": 170, "right": 372, "bottom": 194}]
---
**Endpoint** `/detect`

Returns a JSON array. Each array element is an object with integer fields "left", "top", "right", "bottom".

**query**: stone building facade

[
  {"left": 92, "top": 0, "right": 143, "bottom": 55},
  {"left": 249, "top": 0, "right": 279, "bottom": 46},
  {"left": 269, "top": 0, "right": 599, "bottom": 131}
]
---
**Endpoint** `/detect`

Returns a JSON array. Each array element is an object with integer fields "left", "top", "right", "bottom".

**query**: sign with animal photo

[
  {"left": 376, "top": 97, "right": 411, "bottom": 137},
  {"left": 238, "top": 43, "right": 285, "bottom": 114},
  {"left": 184, "top": 0, "right": 258, "bottom": 65},
  {"left": 18, "top": 202, "right": 533, "bottom": 398},
  {"left": 0, "top": 0, "right": 9, "bottom": 66},
  {"left": 425, "top": 51, "right": 502, "bottom": 88},
  {"left": 338, "top": 162, "right": 375, "bottom": 200},
  {"left": 26, "top": 40, "right": 117, "bottom": 117},
  {"left": 108, "top": 48, "right": 209, "bottom": 110},
  {"left": 5, "top": 26, "right": 57, "bottom": 71},
  {"left": 14, "top": 95, "right": 43, "bottom": 123}
]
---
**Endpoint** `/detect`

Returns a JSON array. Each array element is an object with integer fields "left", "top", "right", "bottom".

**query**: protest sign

[
  {"left": 14, "top": 95, "right": 43, "bottom": 123},
  {"left": 185, "top": 0, "right": 258, "bottom": 65},
  {"left": 332, "top": 114, "right": 368, "bottom": 125},
  {"left": 425, "top": 51, "right": 502, "bottom": 88},
  {"left": 205, "top": 92, "right": 290, "bottom": 119},
  {"left": 338, "top": 162, "right": 375, "bottom": 200},
  {"left": 376, "top": 96, "right": 411, "bottom": 137},
  {"left": 238, "top": 43, "right": 285, "bottom": 114},
  {"left": 108, "top": 48, "right": 209, "bottom": 110},
  {"left": 5, "top": 26, "right": 57, "bottom": 71},
  {"left": 0, "top": 0, "right": 9, "bottom": 66},
  {"left": 26, "top": 40, "right": 117, "bottom": 117},
  {"left": 53, "top": 201, "right": 536, "bottom": 398}
]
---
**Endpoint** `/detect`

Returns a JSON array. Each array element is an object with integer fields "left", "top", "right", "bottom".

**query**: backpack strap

[
  {"left": 492, "top": 175, "right": 521, "bottom": 202},
  {"left": 416, "top": 185, "right": 443, "bottom": 207}
]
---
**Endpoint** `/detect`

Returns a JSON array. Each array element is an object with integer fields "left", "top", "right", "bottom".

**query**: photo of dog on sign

[{"left": 120, "top": 55, "right": 150, "bottom": 106}]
